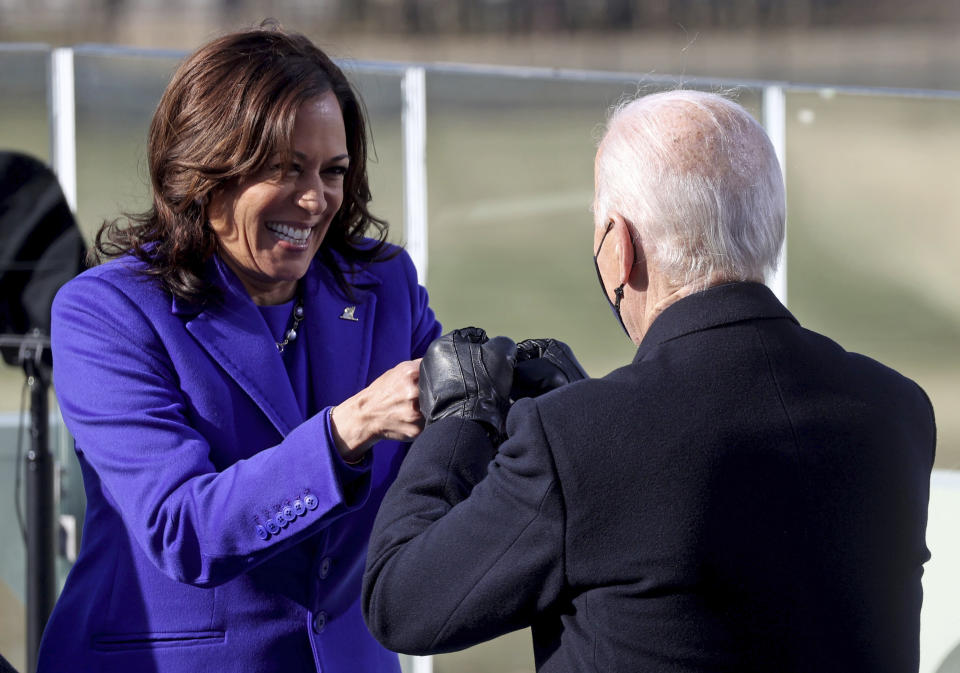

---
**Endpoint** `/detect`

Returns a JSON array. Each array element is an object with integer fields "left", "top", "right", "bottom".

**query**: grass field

[{"left": 2, "top": 54, "right": 959, "bottom": 673}]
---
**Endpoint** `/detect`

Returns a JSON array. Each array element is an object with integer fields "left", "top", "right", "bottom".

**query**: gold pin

[{"left": 339, "top": 306, "right": 359, "bottom": 322}]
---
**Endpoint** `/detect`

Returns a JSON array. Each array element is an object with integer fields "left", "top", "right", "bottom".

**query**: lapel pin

[{"left": 339, "top": 306, "right": 359, "bottom": 322}]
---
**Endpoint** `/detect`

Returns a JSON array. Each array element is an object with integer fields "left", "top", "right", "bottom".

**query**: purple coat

[{"left": 38, "top": 245, "right": 440, "bottom": 672}]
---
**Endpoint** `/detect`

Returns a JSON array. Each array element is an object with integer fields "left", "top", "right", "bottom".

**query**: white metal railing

[
  {"left": 39, "top": 45, "right": 960, "bottom": 306},
  {"left": 923, "top": 471, "right": 960, "bottom": 673},
  {"left": 401, "top": 66, "right": 429, "bottom": 285},
  {"left": 49, "top": 48, "right": 77, "bottom": 214},
  {"left": 761, "top": 84, "right": 787, "bottom": 305},
  {"left": 41, "top": 48, "right": 803, "bottom": 307}
]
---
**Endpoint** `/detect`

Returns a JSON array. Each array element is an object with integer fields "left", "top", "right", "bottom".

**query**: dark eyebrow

[{"left": 292, "top": 151, "right": 350, "bottom": 164}]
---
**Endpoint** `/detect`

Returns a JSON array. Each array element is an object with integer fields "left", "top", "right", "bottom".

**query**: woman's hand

[{"left": 330, "top": 359, "right": 424, "bottom": 462}]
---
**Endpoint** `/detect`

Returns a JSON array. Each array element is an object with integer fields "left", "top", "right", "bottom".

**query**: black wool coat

[{"left": 362, "top": 282, "right": 936, "bottom": 673}]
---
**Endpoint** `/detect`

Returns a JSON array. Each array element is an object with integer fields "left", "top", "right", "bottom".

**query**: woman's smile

[
  {"left": 208, "top": 90, "right": 349, "bottom": 304},
  {"left": 265, "top": 221, "right": 317, "bottom": 249}
]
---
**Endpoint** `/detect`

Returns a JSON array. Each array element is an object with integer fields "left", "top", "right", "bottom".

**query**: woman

[{"left": 38, "top": 26, "right": 439, "bottom": 672}]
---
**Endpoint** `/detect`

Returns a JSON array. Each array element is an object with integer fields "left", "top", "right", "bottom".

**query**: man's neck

[{"left": 632, "top": 271, "right": 739, "bottom": 343}]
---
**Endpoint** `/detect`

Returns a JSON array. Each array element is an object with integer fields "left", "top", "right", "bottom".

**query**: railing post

[
  {"left": 400, "top": 64, "right": 432, "bottom": 673},
  {"left": 49, "top": 47, "right": 77, "bottom": 214},
  {"left": 401, "top": 66, "right": 429, "bottom": 286},
  {"left": 399, "top": 652, "right": 434, "bottom": 673},
  {"left": 762, "top": 84, "right": 787, "bottom": 306}
]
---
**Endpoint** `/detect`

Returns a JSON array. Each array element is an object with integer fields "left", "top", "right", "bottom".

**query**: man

[{"left": 362, "top": 90, "right": 936, "bottom": 672}]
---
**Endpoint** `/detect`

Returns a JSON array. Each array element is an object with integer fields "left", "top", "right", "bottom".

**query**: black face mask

[{"left": 593, "top": 221, "right": 629, "bottom": 338}]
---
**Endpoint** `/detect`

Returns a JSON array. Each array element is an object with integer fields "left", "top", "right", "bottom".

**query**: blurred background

[
  {"left": 2, "top": 0, "right": 960, "bottom": 90},
  {"left": 1, "top": 1, "right": 959, "bottom": 672}
]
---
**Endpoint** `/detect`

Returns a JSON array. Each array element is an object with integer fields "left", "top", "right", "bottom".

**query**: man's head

[
  {"left": 592, "top": 90, "right": 785, "bottom": 342},
  {"left": 594, "top": 89, "right": 785, "bottom": 291}
]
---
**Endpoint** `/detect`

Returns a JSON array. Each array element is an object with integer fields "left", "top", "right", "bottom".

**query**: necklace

[{"left": 276, "top": 296, "right": 304, "bottom": 353}]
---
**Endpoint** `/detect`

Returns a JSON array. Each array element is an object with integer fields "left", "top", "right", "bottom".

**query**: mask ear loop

[{"left": 594, "top": 221, "right": 630, "bottom": 338}]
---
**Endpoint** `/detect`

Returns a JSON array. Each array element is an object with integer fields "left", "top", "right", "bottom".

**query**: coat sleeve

[
  {"left": 362, "top": 400, "right": 566, "bottom": 655},
  {"left": 51, "top": 274, "right": 372, "bottom": 588}
]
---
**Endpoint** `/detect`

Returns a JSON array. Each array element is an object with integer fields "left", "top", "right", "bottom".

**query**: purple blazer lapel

[
  {"left": 303, "top": 259, "right": 381, "bottom": 410},
  {"left": 172, "top": 257, "right": 302, "bottom": 436}
]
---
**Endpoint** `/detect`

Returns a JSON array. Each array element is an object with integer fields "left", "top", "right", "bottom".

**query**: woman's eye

[
  {"left": 325, "top": 165, "right": 348, "bottom": 177},
  {"left": 266, "top": 163, "right": 299, "bottom": 180},
  {"left": 270, "top": 163, "right": 300, "bottom": 175}
]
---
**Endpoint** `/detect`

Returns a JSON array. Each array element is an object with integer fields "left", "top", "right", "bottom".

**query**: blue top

[
  {"left": 39, "top": 246, "right": 441, "bottom": 673},
  {"left": 259, "top": 299, "right": 312, "bottom": 419}
]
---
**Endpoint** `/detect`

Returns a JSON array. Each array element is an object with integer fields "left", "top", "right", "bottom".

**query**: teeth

[{"left": 266, "top": 222, "right": 311, "bottom": 244}]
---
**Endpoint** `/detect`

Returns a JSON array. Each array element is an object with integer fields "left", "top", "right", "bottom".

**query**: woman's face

[{"left": 208, "top": 91, "right": 349, "bottom": 305}]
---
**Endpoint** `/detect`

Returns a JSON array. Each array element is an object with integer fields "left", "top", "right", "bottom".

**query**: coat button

[
  {"left": 312, "top": 611, "right": 327, "bottom": 634},
  {"left": 282, "top": 505, "right": 296, "bottom": 522},
  {"left": 304, "top": 494, "right": 319, "bottom": 510},
  {"left": 255, "top": 525, "right": 269, "bottom": 540},
  {"left": 319, "top": 557, "right": 332, "bottom": 579},
  {"left": 275, "top": 512, "right": 288, "bottom": 528},
  {"left": 265, "top": 519, "right": 280, "bottom": 535},
  {"left": 293, "top": 500, "right": 306, "bottom": 516}
]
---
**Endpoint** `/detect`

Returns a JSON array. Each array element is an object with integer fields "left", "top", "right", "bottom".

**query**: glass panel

[
  {"left": 425, "top": 70, "right": 632, "bottom": 381},
  {"left": 0, "top": 46, "right": 50, "bottom": 162},
  {"left": 784, "top": 89, "right": 960, "bottom": 470},
  {"left": 424, "top": 70, "right": 761, "bottom": 378},
  {"left": 341, "top": 66, "right": 405, "bottom": 244},
  {"left": 73, "top": 49, "right": 182, "bottom": 242}
]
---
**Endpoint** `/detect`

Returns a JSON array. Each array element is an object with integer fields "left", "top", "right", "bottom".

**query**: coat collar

[
  {"left": 300, "top": 257, "right": 381, "bottom": 411},
  {"left": 170, "top": 253, "right": 382, "bottom": 436},
  {"left": 632, "top": 282, "right": 798, "bottom": 364}
]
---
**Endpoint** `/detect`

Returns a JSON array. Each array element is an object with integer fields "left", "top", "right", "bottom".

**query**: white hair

[{"left": 593, "top": 89, "right": 785, "bottom": 291}]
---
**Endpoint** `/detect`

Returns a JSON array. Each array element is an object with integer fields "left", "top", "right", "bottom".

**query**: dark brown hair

[{"left": 93, "top": 23, "right": 393, "bottom": 302}]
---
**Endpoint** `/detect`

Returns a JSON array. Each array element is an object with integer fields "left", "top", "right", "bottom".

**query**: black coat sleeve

[{"left": 362, "top": 399, "right": 566, "bottom": 655}]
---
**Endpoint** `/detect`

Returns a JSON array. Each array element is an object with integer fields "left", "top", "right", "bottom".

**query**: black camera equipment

[{"left": 0, "top": 151, "right": 86, "bottom": 673}]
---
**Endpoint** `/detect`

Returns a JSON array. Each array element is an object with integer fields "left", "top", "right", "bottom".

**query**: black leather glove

[
  {"left": 512, "top": 338, "right": 588, "bottom": 400},
  {"left": 419, "top": 327, "right": 517, "bottom": 442}
]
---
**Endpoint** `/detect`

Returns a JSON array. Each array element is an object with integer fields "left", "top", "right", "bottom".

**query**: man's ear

[{"left": 609, "top": 212, "right": 646, "bottom": 289}]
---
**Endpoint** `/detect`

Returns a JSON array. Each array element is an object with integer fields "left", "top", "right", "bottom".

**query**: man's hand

[
  {"left": 419, "top": 327, "right": 516, "bottom": 442},
  {"left": 512, "top": 338, "right": 588, "bottom": 400}
]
